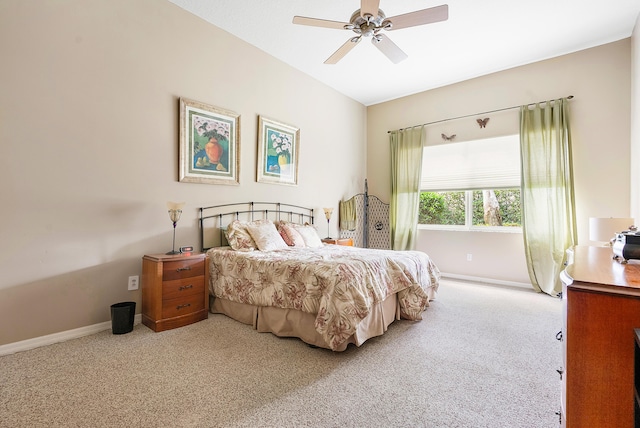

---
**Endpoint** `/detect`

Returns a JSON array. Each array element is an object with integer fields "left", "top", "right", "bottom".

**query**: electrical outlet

[
  {"left": 128, "top": 275, "right": 139, "bottom": 291},
  {"left": 466, "top": 253, "right": 472, "bottom": 262}
]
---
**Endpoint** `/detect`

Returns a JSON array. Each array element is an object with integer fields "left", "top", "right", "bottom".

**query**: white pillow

[
  {"left": 292, "top": 224, "right": 323, "bottom": 248},
  {"left": 246, "top": 220, "right": 289, "bottom": 251}
]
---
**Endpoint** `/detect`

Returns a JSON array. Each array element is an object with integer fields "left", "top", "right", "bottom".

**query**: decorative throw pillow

[
  {"left": 225, "top": 220, "right": 257, "bottom": 251},
  {"left": 278, "top": 223, "right": 306, "bottom": 247},
  {"left": 292, "top": 224, "right": 323, "bottom": 248},
  {"left": 246, "top": 220, "right": 289, "bottom": 251}
]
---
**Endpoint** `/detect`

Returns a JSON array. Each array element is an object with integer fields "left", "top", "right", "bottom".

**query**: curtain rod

[{"left": 387, "top": 95, "right": 574, "bottom": 133}]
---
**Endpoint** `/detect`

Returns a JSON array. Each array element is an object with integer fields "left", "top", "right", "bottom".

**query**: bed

[{"left": 200, "top": 202, "right": 440, "bottom": 351}]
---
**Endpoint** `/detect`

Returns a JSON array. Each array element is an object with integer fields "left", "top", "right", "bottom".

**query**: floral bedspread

[{"left": 207, "top": 245, "right": 441, "bottom": 350}]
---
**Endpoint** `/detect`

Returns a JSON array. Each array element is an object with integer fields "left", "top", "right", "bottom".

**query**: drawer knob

[
  {"left": 176, "top": 303, "right": 191, "bottom": 310},
  {"left": 179, "top": 284, "right": 194, "bottom": 291},
  {"left": 176, "top": 266, "right": 192, "bottom": 272}
]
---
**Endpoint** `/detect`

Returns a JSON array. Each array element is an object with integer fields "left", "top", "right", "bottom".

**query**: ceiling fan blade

[
  {"left": 372, "top": 35, "right": 408, "bottom": 64},
  {"left": 385, "top": 4, "right": 448, "bottom": 30},
  {"left": 293, "top": 16, "right": 349, "bottom": 30},
  {"left": 360, "top": 0, "right": 380, "bottom": 19},
  {"left": 324, "top": 37, "right": 361, "bottom": 64}
]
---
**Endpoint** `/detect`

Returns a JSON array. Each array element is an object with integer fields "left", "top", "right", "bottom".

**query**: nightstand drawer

[
  {"left": 322, "top": 238, "right": 353, "bottom": 246},
  {"left": 162, "top": 258, "right": 204, "bottom": 281},
  {"left": 162, "top": 277, "right": 204, "bottom": 300},
  {"left": 162, "top": 294, "right": 205, "bottom": 319}
]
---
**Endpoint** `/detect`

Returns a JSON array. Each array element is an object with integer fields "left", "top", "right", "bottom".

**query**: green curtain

[
  {"left": 390, "top": 126, "right": 425, "bottom": 250},
  {"left": 520, "top": 99, "right": 577, "bottom": 295}
]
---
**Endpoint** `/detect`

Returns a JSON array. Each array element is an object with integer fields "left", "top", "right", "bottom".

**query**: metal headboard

[{"left": 199, "top": 202, "right": 315, "bottom": 251}]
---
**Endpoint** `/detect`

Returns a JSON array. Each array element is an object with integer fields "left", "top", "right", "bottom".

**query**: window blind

[{"left": 421, "top": 135, "right": 520, "bottom": 191}]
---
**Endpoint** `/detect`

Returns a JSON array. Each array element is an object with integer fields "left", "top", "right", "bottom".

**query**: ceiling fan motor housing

[{"left": 347, "top": 9, "right": 390, "bottom": 38}]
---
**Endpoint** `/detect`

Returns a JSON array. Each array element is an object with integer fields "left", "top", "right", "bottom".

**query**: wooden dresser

[
  {"left": 141, "top": 252, "right": 208, "bottom": 332},
  {"left": 560, "top": 245, "right": 640, "bottom": 427}
]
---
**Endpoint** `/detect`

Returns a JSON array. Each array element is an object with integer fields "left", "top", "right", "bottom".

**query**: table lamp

[
  {"left": 323, "top": 207, "right": 334, "bottom": 239},
  {"left": 166, "top": 201, "right": 185, "bottom": 254}
]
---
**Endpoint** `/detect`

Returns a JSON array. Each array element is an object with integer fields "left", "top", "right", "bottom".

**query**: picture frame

[
  {"left": 179, "top": 98, "right": 240, "bottom": 185},
  {"left": 256, "top": 116, "right": 300, "bottom": 186}
]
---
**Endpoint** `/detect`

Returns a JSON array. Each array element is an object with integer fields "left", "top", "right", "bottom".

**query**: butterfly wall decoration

[
  {"left": 476, "top": 118, "right": 490, "bottom": 128},
  {"left": 441, "top": 133, "right": 456, "bottom": 141}
]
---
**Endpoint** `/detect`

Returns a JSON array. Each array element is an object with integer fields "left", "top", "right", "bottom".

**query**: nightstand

[
  {"left": 321, "top": 238, "right": 353, "bottom": 246},
  {"left": 141, "top": 252, "right": 208, "bottom": 332}
]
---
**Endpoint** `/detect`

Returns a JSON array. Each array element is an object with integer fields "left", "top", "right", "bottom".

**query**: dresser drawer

[
  {"left": 162, "top": 258, "right": 204, "bottom": 281},
  {"left": 162, "top": 277, "right": 204, "bottom": 301},
  {"left": 162, "top": 293, "right": 205, "bottom": 319}
]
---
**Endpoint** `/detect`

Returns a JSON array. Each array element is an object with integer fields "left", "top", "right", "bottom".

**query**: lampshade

[
  {"left": 323, "top": 208, "right": 334, "bottom": 220},
  {"left": 167, "top": 201, "right": 185, "bottom": 222},
  {"left": 589, "top": 217, "right": 635, "bottom": 242},
  {"left": 167, "top": 201, "right": 185, "bottom": 211}
]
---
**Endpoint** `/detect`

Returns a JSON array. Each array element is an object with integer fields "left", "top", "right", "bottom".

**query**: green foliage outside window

[
  {"left": 419, "top": 191, "right": 465, "bottom": 225},
  {"left": 419, "top": 189, "right": 521, "bottom": 227}
]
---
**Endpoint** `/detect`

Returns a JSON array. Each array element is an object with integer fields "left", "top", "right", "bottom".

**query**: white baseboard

[
  {"left": 440, "top": 272, "right": 532, "bottom": 289},
  {"left": 0, "top": 314, "right": 142, "bottom": 357}
]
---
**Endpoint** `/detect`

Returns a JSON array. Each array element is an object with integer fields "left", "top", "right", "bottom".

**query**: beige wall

[
  {"left": 0, "top": 0, "right": 366, "bottom": 345},
  {"left": 367, "top": 40, "right": 632, "bottom": 284}
]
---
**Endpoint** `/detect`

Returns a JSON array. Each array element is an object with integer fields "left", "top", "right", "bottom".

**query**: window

[{"left": 418, "top": 135, "right": 521, "bottom": 230}]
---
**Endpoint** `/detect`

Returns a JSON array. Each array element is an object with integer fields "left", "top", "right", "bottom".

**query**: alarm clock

[{"left": 179, "top": 246, "right": 194, "bottom": 254}]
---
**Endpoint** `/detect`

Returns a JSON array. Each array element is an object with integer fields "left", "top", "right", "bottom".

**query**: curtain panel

[
  {"left": 520, "top": 99, "right": 577, "bottom": 295},
  {"left": 389, "top": 126, "right": 425, "bottom": 250}
]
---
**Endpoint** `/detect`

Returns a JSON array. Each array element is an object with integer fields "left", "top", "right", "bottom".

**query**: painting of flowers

[
  {"left": 179, "top": 98, "right": 240, "bottom": 185},
  {"left": 257, "top": 116, "right": 299, "bottom": 186}
]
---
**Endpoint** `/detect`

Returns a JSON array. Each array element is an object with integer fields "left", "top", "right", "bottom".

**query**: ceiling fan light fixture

[{"left": 361, "top": 23, "right": 375, "bottom": 38}]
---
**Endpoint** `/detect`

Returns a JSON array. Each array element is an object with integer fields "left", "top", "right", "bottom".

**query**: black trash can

[{"left": 110, "top": 301, "right": 136, "bottom": 334}]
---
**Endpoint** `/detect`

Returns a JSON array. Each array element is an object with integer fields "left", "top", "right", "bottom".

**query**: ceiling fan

[{"left": 292, "top": 0, "right": 448, "bottom": 64}]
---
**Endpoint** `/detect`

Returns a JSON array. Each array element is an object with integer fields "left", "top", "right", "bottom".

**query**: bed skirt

[{"left": 210, "top": 293, "right": 400, "bottom": 351}]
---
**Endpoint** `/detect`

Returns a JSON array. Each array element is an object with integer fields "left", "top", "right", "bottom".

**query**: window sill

[{"left": 418, "top": 225, "right": 522, "bottom": 234}]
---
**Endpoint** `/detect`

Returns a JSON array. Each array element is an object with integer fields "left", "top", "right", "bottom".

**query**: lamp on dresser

[
  {"left": 323, "top": 207, "right": 334, "bottom": 239},
  {"left": 588, "top": 217, "right": 634, "bottom": 246},
  {"left": 166, "top": 201, "right": 185, "bottom": 255}
]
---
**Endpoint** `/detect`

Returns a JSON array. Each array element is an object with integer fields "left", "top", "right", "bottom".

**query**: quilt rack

[{"left": 199, "top": 201, "right": 314, "bottom": 251}]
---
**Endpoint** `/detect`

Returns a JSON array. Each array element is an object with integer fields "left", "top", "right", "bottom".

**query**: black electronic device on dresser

[{"left": 613, "top": 232, "right": 640, "bottom": 263}]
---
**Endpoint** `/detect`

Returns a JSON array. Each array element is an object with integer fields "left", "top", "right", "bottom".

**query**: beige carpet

[{"left": 0, "top": 279, "right": 561, "bottom": 427}]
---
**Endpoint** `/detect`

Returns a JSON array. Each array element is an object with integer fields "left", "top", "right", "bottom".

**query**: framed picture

[
  {"left": 179, "top": 98, "right": 240, "bottom": 185},
  {"left": 256, "top": 116, "right": 300, "bottom": 186}
]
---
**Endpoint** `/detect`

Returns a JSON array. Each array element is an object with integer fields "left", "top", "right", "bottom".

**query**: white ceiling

[{"left": 169, "top": 0, "right": 640, "bottom": 106}]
